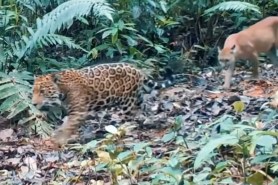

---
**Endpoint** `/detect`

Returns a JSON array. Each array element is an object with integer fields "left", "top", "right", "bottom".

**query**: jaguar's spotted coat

[{"left": 32, "top": 63, "right": 175, "bottom": 145}]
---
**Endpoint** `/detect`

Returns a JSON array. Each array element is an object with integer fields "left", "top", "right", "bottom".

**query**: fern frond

[
  {"left": 17, "top": 0, "right": 114, "bottom": 61},
  {"left": 7, "top": 100, "right": 29, "bottom": 119},
  {"left": 0, "top": 71, "right": 53, "bottom": 137},
  {"left": 204, "top": 1, "right": 261, "bottom": 15},
  {"left": 0, "top": 71, "right": 32, "bottom": 116},
  {"left": 32, "top": 119, "right": 53, "bottom": 138},
  {"left": 38, "top": 34, "right": 87, "bottom": 52},
  {"left": 0, "top": 94, "right": 21, "bottom": 113}
]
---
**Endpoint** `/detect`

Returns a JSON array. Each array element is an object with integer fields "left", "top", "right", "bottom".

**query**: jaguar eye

[{"left": 40, "top": 89, "right": 45, "bottom": 94}]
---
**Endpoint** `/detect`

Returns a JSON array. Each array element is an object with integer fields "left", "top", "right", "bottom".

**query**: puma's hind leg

[
  {"left": 249, "top": 54, "right": 260, "bottom": 79},
  {"left": 267, "top": 46, "right": 278, "bottom": 67}
]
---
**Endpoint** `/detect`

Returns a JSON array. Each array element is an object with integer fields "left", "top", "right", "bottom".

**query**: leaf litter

[{"left": 1, "top": 65, "right": 278, "bottom": 184}]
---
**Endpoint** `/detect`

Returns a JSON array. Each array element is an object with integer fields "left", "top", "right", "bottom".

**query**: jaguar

[{"left": 32, "top": 62, "right": 176, "bottom": 146}]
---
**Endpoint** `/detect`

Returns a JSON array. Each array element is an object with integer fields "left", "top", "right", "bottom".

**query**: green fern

[
  {"left": 0, "top": 71, "right": 33, "bottom": 118},
  {"left": 16, "top": 0, "right": 114, "bottom": 61},
  {"left": 37, "top": 34, "right": 87, "bottom": 52},
  {"left": 204, "top": 1, "right": 261, "bottom": 15},
  {"left": 0, "top": 71, "right": 53, "bottom": 137}
]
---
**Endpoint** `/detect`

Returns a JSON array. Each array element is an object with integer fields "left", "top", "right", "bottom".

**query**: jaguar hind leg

[
  {"left": 120, "top": 98, "right": 136, "bottom": 114},
  {"left": 116, "top": 94, "right": 140, "bottom": 117}
]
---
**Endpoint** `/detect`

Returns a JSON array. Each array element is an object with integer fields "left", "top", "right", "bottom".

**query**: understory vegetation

[{"left": 1, "top": 0, "right": 278, "bottom": 184}]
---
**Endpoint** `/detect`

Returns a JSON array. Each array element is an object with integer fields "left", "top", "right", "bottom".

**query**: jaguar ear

[{"left": 51, "top": 73, "right": 60, "bottom": 84}]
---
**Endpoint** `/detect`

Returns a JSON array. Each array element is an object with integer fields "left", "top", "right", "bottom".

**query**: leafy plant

[
  {"left": 71, "top": 122, "right": 191, "bottom": 184},
  {"left": 15, "top": 0, "right": 115, "bottom": 62},
  {"left": 0, "top": 70, "right": 52, "bottom": 137},
  {"left": 192, "top": 112, "right": 278, "bottom": 184},
  {"left": 204, "top": 1, "right": 262, "bottom": 15}
]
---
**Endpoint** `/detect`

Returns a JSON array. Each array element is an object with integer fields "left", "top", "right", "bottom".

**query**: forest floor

[{"left": 1, "top": 64, "right": 278, "bottom": 184}]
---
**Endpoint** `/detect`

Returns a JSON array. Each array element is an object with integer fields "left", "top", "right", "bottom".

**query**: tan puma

[{"left": 218, "top": 16, "right": 278, "bottom": 89}]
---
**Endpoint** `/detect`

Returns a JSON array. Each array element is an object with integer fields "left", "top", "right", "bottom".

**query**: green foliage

[
  {"left": 66, "top": 107, "right": 278, "bottom": 184},
  {"left": 16, "top": 0, "right": 114, "bottom": 61},
  {"left": 71, "top": 122, "right": 191, "bottom": 184},
  {"left": 1, "top": 0, "right": 278, "bottom": 182},
  {"left": 190, "top": 111, "right": 278, "bottom": 183},
  {"left": 194, "top": 134, "right": 239, "bottom": 170},
  {"left": 0, "top": 70, "right": 52, "bottom": 137},
  {"left": 205, "top": 1, "right": 262, "bottom": 15},
  {"left": 0, "top": 71, "right": 33, "bottom": 119}
]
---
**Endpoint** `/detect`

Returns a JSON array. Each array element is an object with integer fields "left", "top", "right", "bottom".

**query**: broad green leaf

[
  {"left": 168, "top": 157, "right": 179, "bottom": 168},
  {"left": 90, "top": 48, "right": 98, "bottom": 59},
  {"left": 159, "top": 0, "right": 168, "bottom": 13},
  {"left": 0, "top": 94, "right": 21, "bottom": 113},
  {"left": 0, "top": 83, "right": 15, "bottom": 92},
  {"left": 0, "top": 78, "right": 12, "bottom": 85},
  {"left": 158, "top": 167, "right": 182, "bottom": 182},
  {"left": 95, "top": 163, "right": 107, "bottom": 172},
  {"left": 251, "top": 155, "right": 273, "bottom": 164},
  {"left": 111, "top": 31, "right": 118, "bottom": 44},
  {"left": 82, "top": 140, "right": 98, "bottom": 154},
  {"left": 117, "top": 150, "right": 133, "bottom": 161},
  {"left": 136, "top": 34, "right": 153, "bottom": 45},
  {"left": 154, "top": 44, "right": 167, "bottom": 53},
  {"left": 123, "top": 26, "right": 137, "bottom": 32},
  {"left": 251, "top": 135, "right": 276, "bottom": 153},
  {"left": 247, "top": 172, "right": 264, "bottom": 185},
  {"left": 194, "top": 135, "right": 239, "bottom": 169},
  {"left": 133, "top": 142, "right": 149, "bottom": 153},
  {"left": 117, "top": 20, "right": 125, "bottom": 31},
  {"left": 217, "top": 116, "right": 234, "bottom": 132},
  {"left": 7, "top": 101, "right": 29, "bottom": 119},
  {"left": 213, "top": 161, "right": 228, "bottom": 173},
  {"left": 193, "top": 172, "right": 210, "bottom": 183},
  {"left": 271, "top": 163, "right": 278, "bottom": 173},
  {"left": 208, "top": 114, "right": 235, "bottom": 128},
  {"left": 250, "top": 130, "right": 278, "bottom": 138},
  {"left": 219, "top": 177, "right": 234, "bottom": 184},
  {"left": 147, "top": 0, "right": 157, "bottom": 8},
  {"left": 162, "top": 131, "right": 176, "bottom": 143},
  {"left": 102, "top": 30, "right": 113, "bottom": 39},
  {"left": 122, "top": 35, "right": 138, "bottom": 46},
  {"left": 95, "top": 43, "right": 110, "bottom": 51},
  {"left": 0, "top": 86, "right": 22, "bottom": 100}
]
